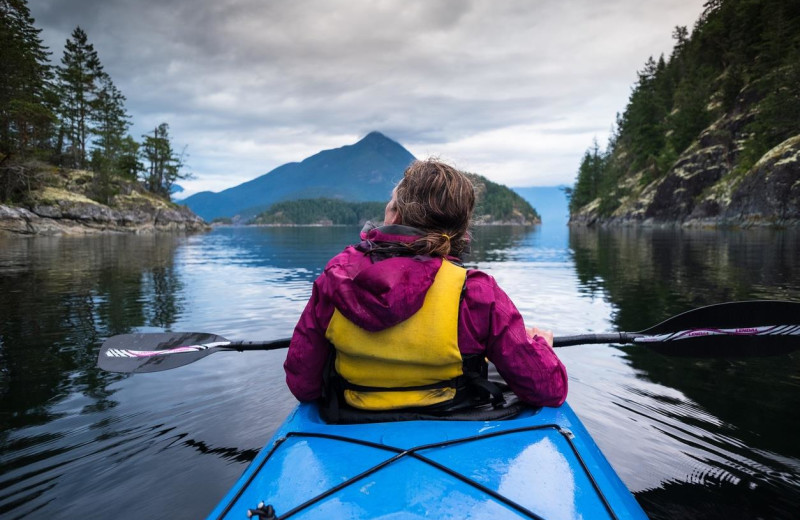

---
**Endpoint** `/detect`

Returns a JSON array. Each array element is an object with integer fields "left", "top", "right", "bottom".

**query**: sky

[{"left": 29, "top": 0, "right": 707, "bottom": 198}]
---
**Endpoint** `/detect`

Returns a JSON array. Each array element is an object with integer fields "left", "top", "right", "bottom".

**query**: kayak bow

[{"left": 206, "top": 402, "right": 648, "bottom": 520}]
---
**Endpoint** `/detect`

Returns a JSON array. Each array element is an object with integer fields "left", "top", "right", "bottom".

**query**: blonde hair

[{"left": 394, "top": 159, "right": 474, "bottom": 257}]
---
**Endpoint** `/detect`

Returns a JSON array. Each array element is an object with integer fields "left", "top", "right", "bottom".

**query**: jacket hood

[{"left": 324, "top": 224, "right": 443, "bottom": 331}]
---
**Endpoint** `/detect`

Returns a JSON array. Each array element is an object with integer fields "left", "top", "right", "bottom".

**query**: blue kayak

[{"left": 207, "top": 402, "right": 648, "bottom": 520}]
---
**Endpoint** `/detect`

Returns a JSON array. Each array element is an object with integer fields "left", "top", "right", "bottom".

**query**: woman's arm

[
  {"left": 459, "top": 271, "right": 568, "bottom": 407},
  {"left": 284, "top": 280, "right": 334, "bottom": 401}
]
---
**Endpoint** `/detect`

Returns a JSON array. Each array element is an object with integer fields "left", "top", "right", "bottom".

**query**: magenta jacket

[{"left": 284, "top": 225, "right": 568, "bottom": 407}]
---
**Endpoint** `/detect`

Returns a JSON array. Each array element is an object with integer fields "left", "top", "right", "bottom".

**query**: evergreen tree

[
  {"left": 0, "top": 0, "right": 54, "bottom": 159},
  {"left": 140, "top": 123, "right": 189, "bottom": 199},
  {"left": 116, "top": 135, "right": 141, "bottom": 181},
  {"left": 92, "top": 73, "right": 130, "bottom": 164},
  {"left": 89, "top": 73, "right": 131, "bottom": 202},
  {"left": 569, "top": 139, "right": 605, "bottom": 213},
  {"left": 620, "top": 56, "right": 669, "bottom": 177},
  {"left": 56, "top": 26, "right": 104, "bottom": 169}
]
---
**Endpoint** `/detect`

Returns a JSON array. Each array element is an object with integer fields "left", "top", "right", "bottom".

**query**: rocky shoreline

[
  {"left": 0, "top": 200, "right": 209, "bottom": 236},
  {"left": 570, "top": 130, "right": 800, "bottom": 229}
]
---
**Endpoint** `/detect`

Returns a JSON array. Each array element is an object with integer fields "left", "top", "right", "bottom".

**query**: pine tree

[
  {"left": 116, "top": 135, "right": 141, "bottom": 181},
  {"left": 621, "top": 56, "right": 669, "bottom": 177},
  {"left": 140, "top": 123, "right": 190, "bottom": 199},
  {"left": 89, "top": 72, "right": 132, "bottom": 202},
  {"left": 56, "top": 26, "right": 104, "bottom": 169},
  {"left": 569, "top": 139, "right": 605, "bottom": 213},
  {"left": 0, "top": 0, "right": 54, "bottom": 159},
  {"left": 92, "top": 73, "right": 130, "bottom": 164}
]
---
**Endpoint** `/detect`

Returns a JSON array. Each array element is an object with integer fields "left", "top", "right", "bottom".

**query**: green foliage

[
  {"left": 470, "top": 173, "right": 540, "bottom": 222},
  {"left": 140, "top": 123, "right": 190, "bottom": 199},
  {"left": 0, "top": 0, "right": 55, "bottom": 160},
  {"left": 739, "top": 57, "right": 800, "bottom": 172},
  {"left": 569, "top": 139, "right": 606, "bottom": 213},
  {"left": 252, "top": 199, "right": 385, "bottom": 225},
  {"left": 570, "top": 0, "right": 800, "bottom": 216},
  {"left": 56, "top": 26, "right": 104, "bottom": 169}
]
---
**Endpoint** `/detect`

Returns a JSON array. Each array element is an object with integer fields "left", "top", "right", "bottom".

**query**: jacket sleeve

[
  {"left": 284, "top": 276, "right": 335, "bottom": 401},
  {"left": 459, "top": 271, "right": 568, "bottom": 407}
]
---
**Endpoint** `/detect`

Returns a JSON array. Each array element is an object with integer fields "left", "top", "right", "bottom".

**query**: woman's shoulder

[
  {"left": 463, "top": 268, "right": 503, "bottom": 296},
  {"left": 464, "top": 267, "right": 497, "bottom": 284}
]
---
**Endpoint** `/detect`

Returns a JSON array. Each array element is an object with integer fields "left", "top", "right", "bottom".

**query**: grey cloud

[{"left": 28, "top": 0, "right": 706, "bottom": 189}]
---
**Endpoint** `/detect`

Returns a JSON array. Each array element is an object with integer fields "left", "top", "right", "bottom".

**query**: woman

[{"left": 284, "top": 159, "right": 567, "bottom": 414}]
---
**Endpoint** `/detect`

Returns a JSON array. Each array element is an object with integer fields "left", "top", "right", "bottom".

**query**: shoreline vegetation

[
  {"left": 227, "top": 179, "right": 541, "bottom": 229},
  {"left": 0, "top": 166, "right": 208, "bottom": 236}
]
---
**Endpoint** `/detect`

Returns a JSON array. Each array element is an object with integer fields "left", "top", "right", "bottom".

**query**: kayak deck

[{"left": 207, "top": 402, "right": 648, "bottom": 520}]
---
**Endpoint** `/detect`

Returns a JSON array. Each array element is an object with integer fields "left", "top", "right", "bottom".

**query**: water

[{"left": 1, "top": 225, "right": 798, "bottom": 519}]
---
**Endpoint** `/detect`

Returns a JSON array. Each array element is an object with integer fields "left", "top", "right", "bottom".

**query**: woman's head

[{"left": 387, "top": 159, "right": 475, "bottom": 257}]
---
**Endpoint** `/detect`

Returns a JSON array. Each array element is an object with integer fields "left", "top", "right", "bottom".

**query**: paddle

[
  {"left": 97, "top": 332, "right": 291, "bottom": 374},
  {"left": 96, "top": 300, "right": 800, "bottom": 373}
]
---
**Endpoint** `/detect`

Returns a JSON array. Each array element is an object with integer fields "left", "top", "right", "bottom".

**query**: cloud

[{"left": 29, "top": 0, "right": 706, "bottom": 196}]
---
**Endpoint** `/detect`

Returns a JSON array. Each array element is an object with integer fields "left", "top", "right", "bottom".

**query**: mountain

[
  {"left": 568, "top": 0, "right": 800, "bottom": 227},
  {"left": 182, "top": 132, "right": 415, "bottom": 221}
]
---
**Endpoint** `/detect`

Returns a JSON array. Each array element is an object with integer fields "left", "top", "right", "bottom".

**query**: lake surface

[{"left": 1, "top": 224, "right": 798, "bottom": 519}]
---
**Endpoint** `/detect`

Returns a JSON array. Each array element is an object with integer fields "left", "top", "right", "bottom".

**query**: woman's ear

[{"left": 384, "top": 188, "right": 402, "bottom": 225}]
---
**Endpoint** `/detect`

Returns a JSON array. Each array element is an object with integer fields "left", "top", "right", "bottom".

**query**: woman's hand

[{"left": 526, "top": 326, "right": 554, "bottom": 348}]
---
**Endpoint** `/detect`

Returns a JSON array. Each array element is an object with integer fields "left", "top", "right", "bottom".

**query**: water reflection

[
  {"left": 569, "top": 226, "right": 800, "bottom": 330},
  {"left": 195, "top": 226, "right": 361, "bottom": 275},
  {"left": 0, "top": 234, "right": 187, "bottom": 431},
  {"left": 568, "top": 226, "right": 800, "bottom": 519}
]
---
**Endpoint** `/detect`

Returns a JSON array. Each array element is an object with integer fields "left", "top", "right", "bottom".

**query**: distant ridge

[{"left": 182, "top": 132, "right": 415, "bottom": 221}]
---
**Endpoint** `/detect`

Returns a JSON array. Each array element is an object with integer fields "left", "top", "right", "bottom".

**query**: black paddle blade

[
  {"left": 97, "top": 332, "right": 231, "bottom": 373},
  {"left": 637, "top": 300, "right": 800, "bottom": 357}
]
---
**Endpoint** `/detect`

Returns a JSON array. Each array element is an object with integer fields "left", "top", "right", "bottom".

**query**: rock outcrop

[
  {"left": 720, "top": 136, "right": 800, "bottom": 226},
  {"left": 0, "top": 198, "right": 209, "bottom": 235},
  {"left": 0, "top": 169, "right": 209, "bottom": 235},
  {"left": 571, "top": 119, "right": 800, "bottom": 228}
]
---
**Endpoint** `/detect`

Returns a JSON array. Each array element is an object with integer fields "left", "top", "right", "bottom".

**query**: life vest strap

[{"left": 340, "top": 378, "right": 460, "bottom": 393}]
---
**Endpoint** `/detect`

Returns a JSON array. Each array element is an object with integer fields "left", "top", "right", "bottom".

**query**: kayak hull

[{"left": 207, "top": 402, "right": 648, "bottom": 520}]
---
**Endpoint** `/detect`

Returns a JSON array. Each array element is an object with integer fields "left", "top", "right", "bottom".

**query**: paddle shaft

[
  {"left": 224, "top": 339, "right": 291, "bottom": 351},
  {"left": 554, "top": 333, "right": 643, "bottom": 347}
]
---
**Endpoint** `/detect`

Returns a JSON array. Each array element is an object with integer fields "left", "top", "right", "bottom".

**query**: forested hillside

[
  {"left": 569, "top": 0, "right": 800, "bottom": 226},
  {"left": 251, "top": 199, "right": 385, "bottom": 226},
  {"left": 246, "top": 173, "right": 541, "bottom": 226}
]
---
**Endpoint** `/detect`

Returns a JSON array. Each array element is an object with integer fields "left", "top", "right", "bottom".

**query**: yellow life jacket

[{"left": 325, "top": 259, "right": 467, "bottom": 410}]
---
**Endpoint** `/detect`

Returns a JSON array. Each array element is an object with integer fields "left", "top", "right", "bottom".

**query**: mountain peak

[
  {"left": 361, "top": 130, "right": 390, "bottom": 141},
  {"left": 357, "top": 131, "right": 402, "bottom": 148}
]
